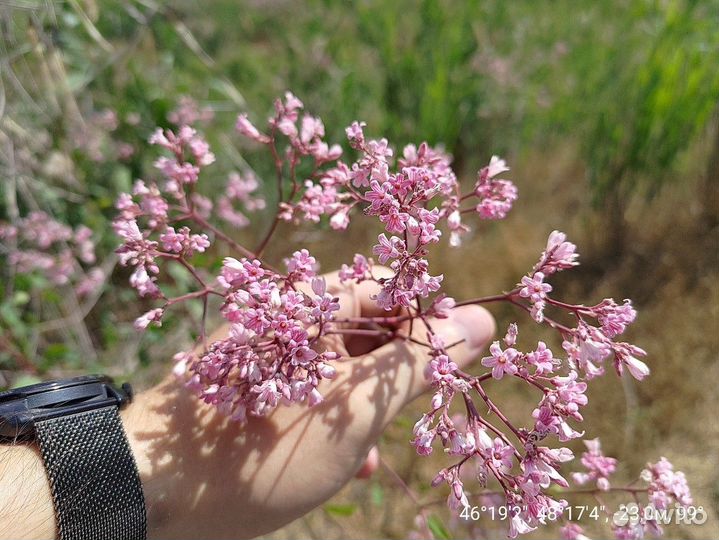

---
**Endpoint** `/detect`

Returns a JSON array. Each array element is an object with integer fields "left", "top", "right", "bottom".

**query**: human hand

[
  {"left": 118, "top": 267, "right": 494, "bottom": 539},
  {"left": 0, "top": 268, "right": 493, "bottom": 540}
]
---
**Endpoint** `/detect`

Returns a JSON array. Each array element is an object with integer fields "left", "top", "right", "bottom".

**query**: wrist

[
  {"left": 0, "top": 444, "right": 55, "bottom": 539},
  {"left": 121, "top": 376, "right": 181, "bottom": 538},
  {"left": 121, "top": 375, "right": 250, "bottom": 540}
]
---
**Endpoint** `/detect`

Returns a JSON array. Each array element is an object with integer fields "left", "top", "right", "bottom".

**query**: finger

[
  {"left": 327, "top": 305, "right": 495, "bottom": 445},
  {"left": 318, "top": 265, "right": 398, "bottom": 320},
  {"left": 354, "top": 446, "right": 379, "bottom": 479},
  {"left": 202, "top": 266, "right": 397, "bottom": 353},
  {"left": 297, "top": 266, "right": 399, "bottom": 353},
  {"left": 372, "top": 304, "right": 495, "bottom": 399}
]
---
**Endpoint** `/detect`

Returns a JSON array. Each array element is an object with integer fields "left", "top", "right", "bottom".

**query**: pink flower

[
  {"left": 372, "top": 233, "right": 405, "bottom": 264},
  {"left": 641, "top": 457, "right": 692, "bottom": 509},
  {"left": 571, "top": 438, "right": 617, "bottom": 491},
  {"left": 486, "top": 437, "right": 514, "bottom": 472},
  {"left": 534, "top": 230, "right": 579, "bottom": 275},
  {"left": 379, "top": 208, "right": 409, "bottom": 233},
  {"left": 160, "top": 226, "right": 185, "bottom": 253},
  {"left": 189, "top": 233, "right": 210, "bottom": 254},
  {"left": 339, "top": 253, "right": 373, "bottom": 283},
  {"left": 562, "top": 324, "right": 611, "bottom": 379},
  {"left": 309, "top": 141, "right": 342, "bottom": 163},
  {"left": 120, "top": 230, "right": 151, "bottom": 265},
  {"left": 432, "top": 468, "right": 469, "bottom": 513},
  {"left": 530, "top": 299, "right": 546, "bottom": 323},
  {"left": 519, "top": 272, "right": 552, "bottom": 302},
  {"left": 310, "top": 280, "right": 340, "bottom": 319},
  {"left": 480, "top": 155, "right": 510, "bottom": 181},
  {"left": 188, "top": 136, "right": 215, "bottom": 166},
  {"left": 504, "top": 323, "right": 518, "bottom": 346},
  {"left": 236, "top": 113, "right": 270, "bottom": 143},
  {"left": 345, "top": 121, "right": 366, "bottom": 147},
  {"left": 613, "top": 342, "right": 650, "bottom": 380},
  {"left": 592, "top": 298, "right": 637, "bottom": 337},
  {"left": 481, "top": 341, "right": 519, "bottom": 379},
  {"left": 150, "top": 127, "right": 214, "bottom": 191},
  {"left": 431, "top": 295, "right": 456, "bottom": 318},
  {"left": 560, "top": 523, "right": 590, "bottom": 540},
  {"left": 285, "top": 249, "right": 317, "bottom": 281},
  {"left": 551, "top": 371, "right": 589, "bottom": 416},
  {"left": 412, "top": 414, "right": 436, "bottom": 456},
  {"left": 133, "top": 182, "right": 169, "bottom": 228},
  {"left": 129, "top": 265, "right": 160, "bottom": 298},
  {"left": 300, "top": 115, "right": 325, "bottom": 145},
  {"left": 159, "top": 226, "right": 209, "bottom": 256},
  {"left": 521, "top": 447, "right": 573, "bottom": 488},
  {"left": 365, "top": 180, "right": 394, "bottom": 210},
  {"left": 508, "top": 510, "right": 535, "bottom": 538},
  {"left": 526, "top": 341, "right": 557, "bottom": 375},
  {"left": 329, "top": 206, "right": 351, "bottom": 230},
  {"left": 473, "top": 156, "right": 517, "bottom": 220},
  {"left": 289, "top": 345, "right": 318, "bottom": 365},
  {"left": 446, "top": 208, "right": 467, "bottom": 246},
  {"left": 280, "top": 91, "right": 303, "bottom": 115},
  {"left": 134, "top": 308, "right": 164, "bottom": 330},
  {"left": 218, "top": 257, "right": 265, "bottom": 289},
  {"left": 428, "top": 354, "right": 459, "bottom": 386}
]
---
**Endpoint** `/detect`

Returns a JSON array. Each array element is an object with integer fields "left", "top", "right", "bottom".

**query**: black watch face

[
  {"left": 0, "top": 375, "right": 110, "bottom": 402},
  {"left": 0, "top": 375, "right": 129, "bottom": 442}
]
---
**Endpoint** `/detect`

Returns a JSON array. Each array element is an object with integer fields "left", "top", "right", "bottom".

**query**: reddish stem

[
  {"left": 254, "top": 215, "right": 281, "bottom": 258},
  {"left": 471, "top": 379, "right": 526, "bottom": 443},
  {"left": 190, "top": 213, "right": 255, "bottom": 259},
  {"left": 507, "top": 297, "right": 573, "bottom": 336},
  {"left": 454, "top": 289, "right": 520, "bottom": 307},
  {"left": 165, "top": 287, "right": 220, "bottom": 306}
]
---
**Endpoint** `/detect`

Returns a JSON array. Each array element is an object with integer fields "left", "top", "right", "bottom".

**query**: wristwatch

[{"left": 0, "top": 375, "right": 147, "bottom": 540}]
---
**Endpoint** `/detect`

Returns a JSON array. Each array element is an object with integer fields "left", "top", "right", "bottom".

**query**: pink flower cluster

[
  {"left": 473, "top": 156, "right": 518, "bottom": 219},
  {"left": 641, "top": 457, "right": 693, "bottom": 510},
  {"left": 520, "top": 230, "right": 579, "bottom": 323},
  {"left": 414, "top": 327, "right": 578, "bottom": 536},
  {"left": 113, "top": 125, "right": 229, "bottom": 302},
  {"left": 606, "top": 459, "right": 694, "bottom": 540},
  {"left": 182, "top": 255, "right": 340, "bottom": 421},
  {"left": 70, "top": 107, "right": 137, "bottom": 162},
  {"left": 571, "top": 438, "right": 617, "bottom": 491},
  {"left": 111, "top": 93, "right": 692, "bottom": 539},
  {"left": 217, "top": 171, "right": 266, "bottom": 228},
  {"left": 0, "top": 211, "right": 102, "bottom": 296},
  {"left": 168, "top": 96, "right": 214, "bottom": 126},
  {"left": 237, "top": 92, "right": 342, "bottom": 164},
  {"left": 235, "top": 96, "right": 520, "bottom": 311},
  {"left": 515, "top": 232, "right": 649, "bottom": 381},
  {"left": 149, "top": 125, "right": 215, "bottom": 194},
  {"left": 408, "top": 229, "right": 681, "bottom": 537}
]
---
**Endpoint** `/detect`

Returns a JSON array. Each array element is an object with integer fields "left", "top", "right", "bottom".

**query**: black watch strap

[{"left": 35, "top": 406, "right": 147, "bottom": 540}]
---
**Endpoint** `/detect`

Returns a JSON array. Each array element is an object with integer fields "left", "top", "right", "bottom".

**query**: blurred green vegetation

[
  {"left": 1, "top": 0, "right": 716, "bottom": 392},
  {"left": 0, "top": 1, "right": 717, "bottom": 536}
]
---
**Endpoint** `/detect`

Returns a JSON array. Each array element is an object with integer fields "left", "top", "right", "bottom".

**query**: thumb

[
  {"left": 331, "top": 305, "right": 495, "bottom": 446},
  {"left": 381, "top": 304, "right": 496, "bottom": 401}
]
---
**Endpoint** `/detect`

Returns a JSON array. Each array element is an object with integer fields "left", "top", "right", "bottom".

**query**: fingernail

[{"left": 454, "top": 306, "right": 496, "bottom": 350}]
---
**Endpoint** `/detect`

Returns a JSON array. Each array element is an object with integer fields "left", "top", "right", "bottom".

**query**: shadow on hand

[{"left": 133, "top": 334, "right": 418, "bottom": 540}]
